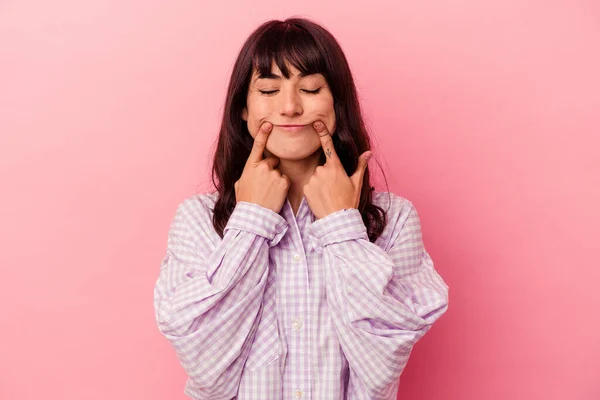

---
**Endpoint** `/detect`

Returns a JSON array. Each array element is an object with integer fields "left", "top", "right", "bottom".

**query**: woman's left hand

[{"left": 303, "top": 121, "right": 373, "bottom": 220}]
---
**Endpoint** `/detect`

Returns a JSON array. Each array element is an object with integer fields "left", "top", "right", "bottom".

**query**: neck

[{"left": 273, "top": 150, "right": 322, "bottom": 214}]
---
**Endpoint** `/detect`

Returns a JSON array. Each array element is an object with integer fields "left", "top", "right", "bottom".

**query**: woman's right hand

[{"left": 234, "top": 122, "right": 290, "bottom": 213}]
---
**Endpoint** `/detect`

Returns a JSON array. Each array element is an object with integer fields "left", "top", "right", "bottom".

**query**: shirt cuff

[
  {"left": 308, "top": 208, "right": 368, "bottom": 253},
  {"left": 224, "top": 201, "right": 289, "bottom": 247}
]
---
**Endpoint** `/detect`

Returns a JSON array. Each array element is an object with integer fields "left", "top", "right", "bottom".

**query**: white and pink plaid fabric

[{"left": 154, "top": 190, "right": 449, "bottom": 399}]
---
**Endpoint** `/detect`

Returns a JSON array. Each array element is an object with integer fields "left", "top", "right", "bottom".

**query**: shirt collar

[{"left": 281, "top": 196, "right": 316, "bottom": 223}]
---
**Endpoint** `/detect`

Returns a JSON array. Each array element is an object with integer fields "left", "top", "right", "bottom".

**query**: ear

[{"left": 241, "top": 108, "right": 248, "bottom": 121}]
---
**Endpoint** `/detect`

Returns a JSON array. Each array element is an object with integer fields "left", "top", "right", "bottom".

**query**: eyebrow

[{"left": 254, "top": 71, "right": 316, "bottom": 82}]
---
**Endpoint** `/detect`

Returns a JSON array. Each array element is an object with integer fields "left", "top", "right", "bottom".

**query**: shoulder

[
  {"left": 169, "top": 191, "right": 220, "bottom": 236},
  {"left": 164, "top": 191, "right": 223, "bottom": 254},
  {"left": 170, "top": 190, "right": 218, "bottom": 221},
  {"left": 370, "top": 190, "right": 421, "bottom": 248},
  {"left": 371, "top": 190, "right": 413, "bottom": 213},
  {"left": 371, "top": 190, "right": 417, "bottom": 223},
  {"left": 175, "top": 191, "right": 219, "bottom": 217}
]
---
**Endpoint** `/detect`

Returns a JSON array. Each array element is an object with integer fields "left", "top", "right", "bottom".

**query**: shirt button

[
  {"left": 293, "top": 253, "right": 301, "bottom": 262},
  {"left": 295, "top": 389, "right": 302, "bottom": 398},
  {"left": 292, "top": 318, "right": 303, "bottom": 331}
]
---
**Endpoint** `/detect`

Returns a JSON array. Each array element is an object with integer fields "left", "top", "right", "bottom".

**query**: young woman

[{"left": 154, "top": 17, "right": 449, "bottom": 400}]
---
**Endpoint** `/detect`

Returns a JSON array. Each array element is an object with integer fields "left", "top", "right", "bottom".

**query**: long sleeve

[
  {"left": 307, "top": 197, "right": 449, "bottom": 400},
  {"left": 153, "top": 197, "right": 289, "bottom": 400}
]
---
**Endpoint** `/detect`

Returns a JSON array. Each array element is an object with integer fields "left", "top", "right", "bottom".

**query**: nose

[{"left": 279, "top": 88, "right": 303, "bottom": 117}]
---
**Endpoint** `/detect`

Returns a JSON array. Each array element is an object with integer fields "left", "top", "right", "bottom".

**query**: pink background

[{"left": 1, "top": 1, "right": 599, "bottom": 399}]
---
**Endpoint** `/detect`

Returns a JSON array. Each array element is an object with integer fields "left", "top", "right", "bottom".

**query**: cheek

[
  {"left": 314, "top": 97, "right": 336, "bottom": 131},
  {"left": 314, "top": 95, "right": 334, "bottom": 117},
  {"left": 252, "top": 99, "right": 272, "bottom": 116},
  {"left": 313, "top": 95, "right": 334, "bottom": 112},
  {"left": 247, "top": 99, "right": 272, "bottom": 136}
]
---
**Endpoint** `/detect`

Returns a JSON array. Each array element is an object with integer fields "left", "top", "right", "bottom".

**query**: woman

[{"left": 154, "top": 17, "right": 449, "bottom": 400}]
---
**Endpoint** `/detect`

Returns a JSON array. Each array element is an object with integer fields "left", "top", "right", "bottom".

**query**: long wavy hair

[{"left": 210, "top": 17, "right": 389, "bottom": 242}]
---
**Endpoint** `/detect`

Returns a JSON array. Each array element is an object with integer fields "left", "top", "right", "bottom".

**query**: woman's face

[{"left": 242, "top": 61, "right": 336, "bottom": 161}]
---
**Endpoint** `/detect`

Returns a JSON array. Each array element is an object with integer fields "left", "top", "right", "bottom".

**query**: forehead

[
  {"left": 252, "top": 60, "right": 322, "bottom": 82},
  {"left": 253, "top": 60, "right": 294, "bottom": 76}
]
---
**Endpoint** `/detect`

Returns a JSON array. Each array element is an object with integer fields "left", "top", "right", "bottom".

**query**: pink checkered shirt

[{"left": 154, "top": 190, "right": 449, "bottom": 399}]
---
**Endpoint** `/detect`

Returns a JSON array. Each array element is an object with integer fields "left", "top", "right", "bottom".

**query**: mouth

[{"left": 277, "top": 124, "right": 307, "bottom": 132}]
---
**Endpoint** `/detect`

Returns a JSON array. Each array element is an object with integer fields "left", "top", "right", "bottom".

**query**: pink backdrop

[{"left": 1, "top": 1, "right": 599, "bottom": 399}]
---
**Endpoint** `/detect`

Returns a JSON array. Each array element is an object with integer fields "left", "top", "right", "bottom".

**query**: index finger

[
  {"left": 247, "top": 122, "right": 273, "bottom": 164},
  {"left": 313, "top": 121, "right": 340, "bottom": 165}
]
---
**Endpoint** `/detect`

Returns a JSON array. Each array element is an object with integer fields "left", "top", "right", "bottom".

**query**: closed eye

[
  {"left": 302, "top": 88, "right": 322, "bottom": 94},
  {"left": 258, "top": 87, "right": 322, "bottom": 95},
  {"left": 259, "top": 90, "right": 278, "bottom": 95}
]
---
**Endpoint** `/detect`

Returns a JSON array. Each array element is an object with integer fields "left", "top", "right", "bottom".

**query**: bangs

[{"left": 252, "top": 23, "right": 326, "bottom": 79}]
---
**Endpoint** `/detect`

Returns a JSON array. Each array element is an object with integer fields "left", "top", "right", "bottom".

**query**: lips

[{"left": 277, "top": 124, "right": 307, "bottom": 132}]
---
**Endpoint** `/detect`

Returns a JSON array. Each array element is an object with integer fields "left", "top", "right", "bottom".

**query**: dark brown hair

[{"left": 210, "top": 17, "right": 389, "bottom": 242}]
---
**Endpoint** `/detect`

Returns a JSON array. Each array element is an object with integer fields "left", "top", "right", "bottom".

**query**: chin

[{"left": 266, "top": 146, "right": 321, "bottom": 161}]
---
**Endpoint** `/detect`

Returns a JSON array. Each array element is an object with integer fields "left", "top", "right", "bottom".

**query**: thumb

[
  {"left": 357, "top": 151, "right": 372, "bottom": 173},
  {"left": 351, "top": 151, "right": 372, "bottom": 185}
]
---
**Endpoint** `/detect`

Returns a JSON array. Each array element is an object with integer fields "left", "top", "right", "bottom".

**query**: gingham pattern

[{"left": 154, "top": 190, "right": 449, "bottom": 400}]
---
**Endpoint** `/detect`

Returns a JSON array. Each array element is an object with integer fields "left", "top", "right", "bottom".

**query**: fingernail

[
  {"left": 264, "top": 122, "right": 272, "bottom": 130},
  {"left": 313, "top": 121, "right": 324, "bottom": 131}
]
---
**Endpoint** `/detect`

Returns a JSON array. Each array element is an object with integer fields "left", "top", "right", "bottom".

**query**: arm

[
  {"left": 153, "top": 197, "right": 288, "bottom": 400},
  {"left": 308, "top": 196, "right": 449, "bottom": 400}
]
